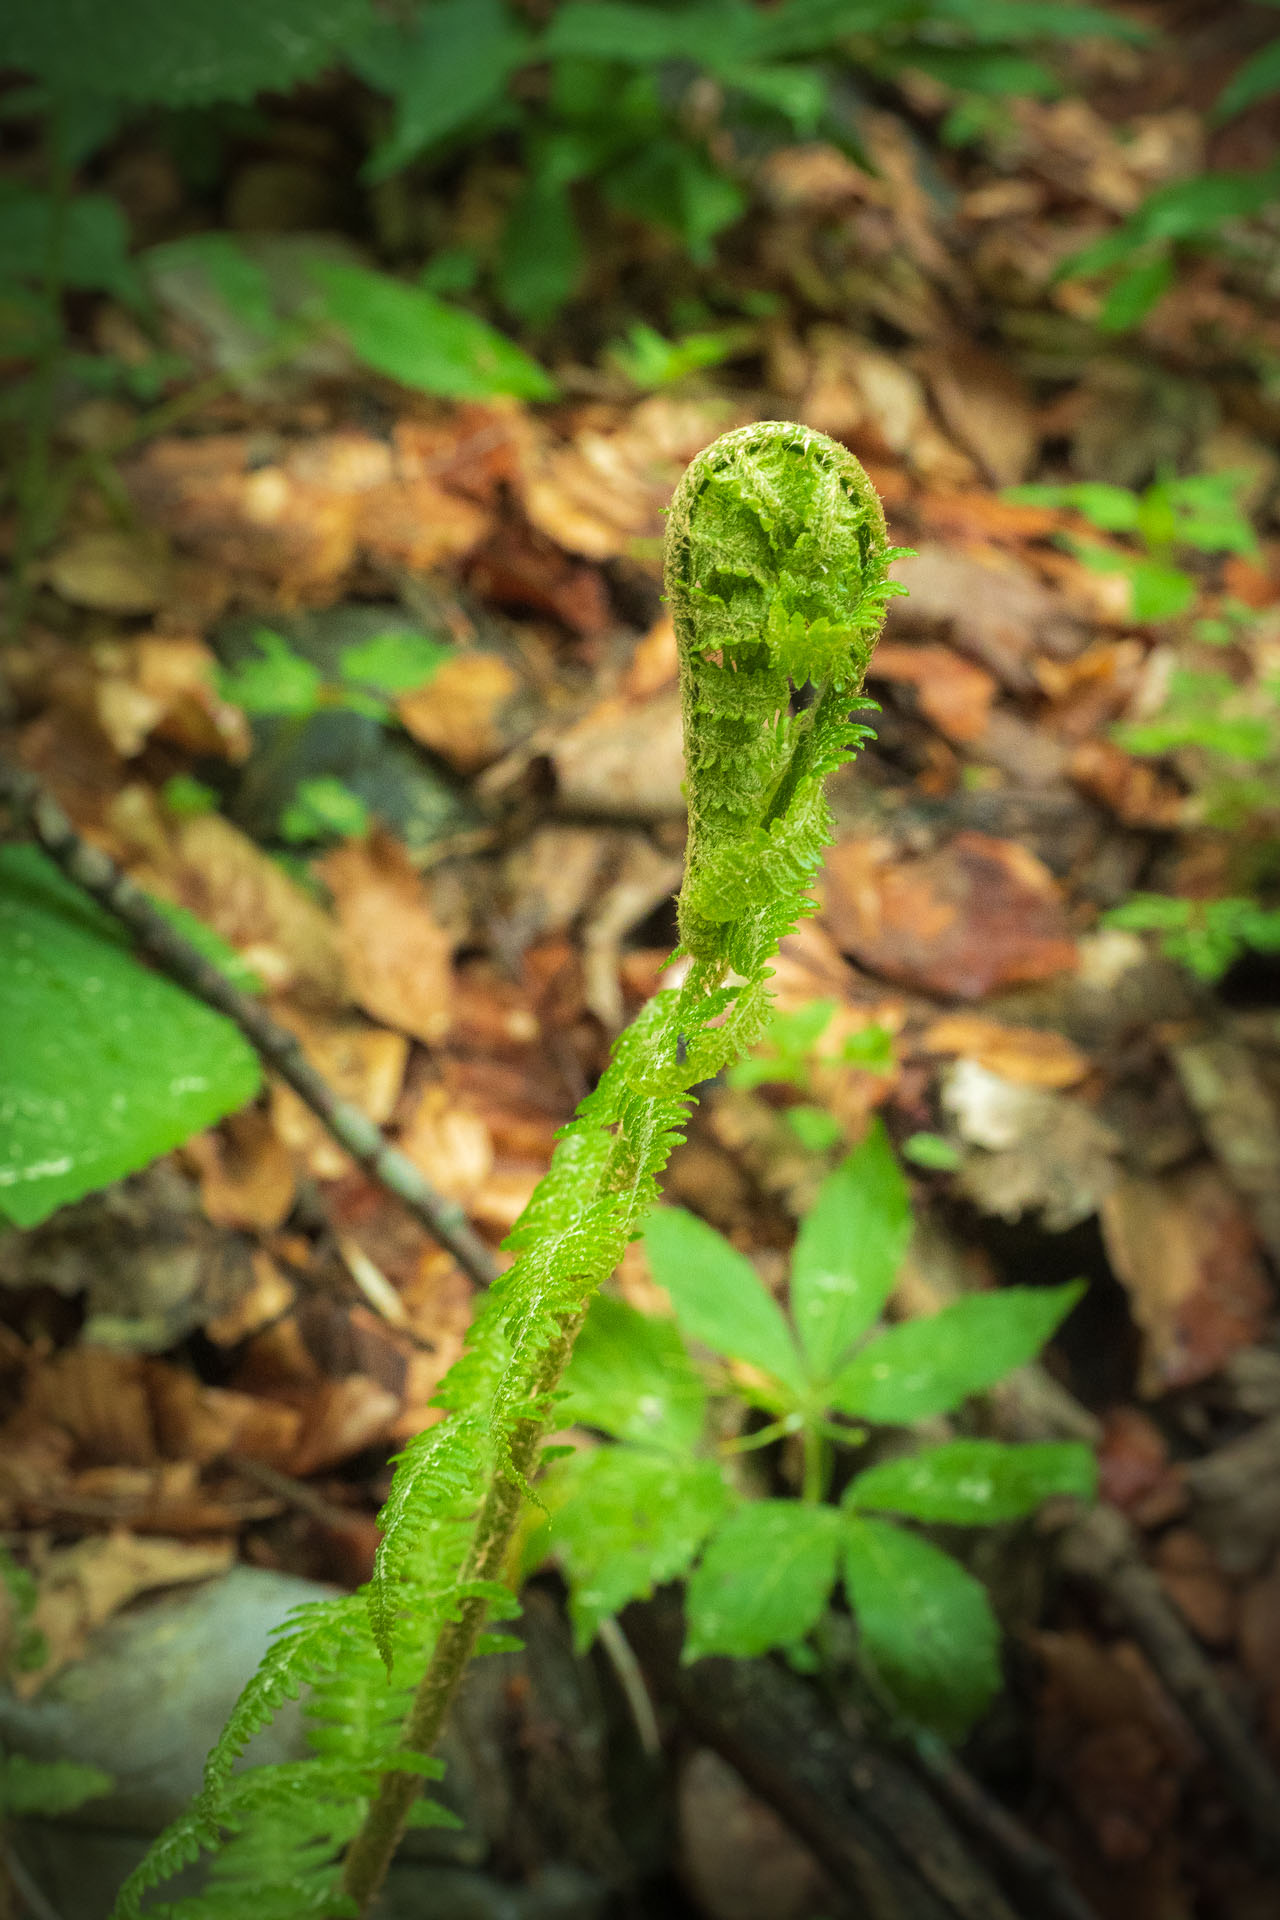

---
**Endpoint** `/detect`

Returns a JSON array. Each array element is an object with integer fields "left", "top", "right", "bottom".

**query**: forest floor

[{"left": 3, "top": 3, "right": 1280, "bottom": 1917}]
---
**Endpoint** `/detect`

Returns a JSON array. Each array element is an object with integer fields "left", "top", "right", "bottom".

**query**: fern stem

[{"left": 339, "top": 1318, "right": 582, "bottom": 1910}]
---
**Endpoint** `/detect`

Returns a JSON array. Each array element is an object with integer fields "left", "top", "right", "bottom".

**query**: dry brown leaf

[
  {"left": 549, "top": 688, "right": 685, "bottom": 818},
  {"left": 268, "top": 1008, "right": 408, "bottom": 1180},
  {"left": 23, "top": 1348, "right": 157, "bottom": 1467},
  {"left": 17, "top": 1530, "right": 233, "bottom": 1696},
  {"left": 921, "top": 1014, "right": 1089, "bottom": 1088},
  {"left": 355, "top": 476, "right": 490, "bottom": 573},
  {"left": 1101, "top": 1166, "right": 1273, "bottom": 1396},
  {"left": 869, "top": 642, "right": 997, "bottom": 744},
  {"left": 113, "top": 796, "right": 347, "bottom": 1006},
  {"left": 320, "top": 833, "right": 453, "bottom": 1045},
  {"left": 398, "top": 1082, "right": 494, "bottom": 1203},
  {"left": 289, "top": 1375, "right": 400, "bottom": 1476},
  {"left": 185, "top": 1107, "right": 296, "bottom": 1231},
  {"left": 756, "top": 142, "right": 874, "bottom": 212},
  {"left": 202, "top": 1248, "right": 296, "bottom": 1347},
  {"left": 943, "top": 1061, "right": 1119, "bottom": 1231},
  {"left": 822, "top": 832, "right": 1077, "bottom": 1000},
  {"left": 45, "top": 528, "right": 173, "bottom": 614},
  {"left": 916, "top": 342, "right": 1037, "bottom": 487},
  {"left": 80, "top": 635, "right": 250, "bottom": 761},
  {"left": 890, "top": 543, "right": 1086, "bottom": 688},
  {"left": 1069, "top": 740, "right": 1186, "bottom": 829},
  {"left": 519, "top": 394, "right": 740, "bottom": 561},
  {"left": 397, "top": 651, "right": 520, "bottom": 773},
  {"left": 623, "top": 612, "right": 679, "bottom": 699}
]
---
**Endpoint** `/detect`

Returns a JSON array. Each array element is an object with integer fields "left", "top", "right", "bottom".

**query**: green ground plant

[
  {"left": 104, "top": 419, "right": 908, "bottom": 1917},
  {"left": 1, "top": 1544, "right": 114, "bottom": 1824},
  {"left": 1009, "top": 472, "right": 1280, "bottom": 982},
  {"left": 0, "top": 0, "right": 1145, "bottom": 611},
  {"left": 541, "top": 1124, "right": 1093, "bottom": 1739},
  {"left": 1055, "top": 6, "right": 1280, "bottom": 332}
]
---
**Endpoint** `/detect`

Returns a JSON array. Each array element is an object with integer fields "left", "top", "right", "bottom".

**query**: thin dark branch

[
  {"left": 1059, "top": 1502, "right": 1280, "bottom": 1862},
  {"left": 0, "top": 757, "right": 498, "bottom": 1289},
  {"left": 910, "top": 1734, "right": 1100, "bottom": 1920}
]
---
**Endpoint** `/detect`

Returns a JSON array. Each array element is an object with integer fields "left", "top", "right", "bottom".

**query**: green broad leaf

[
  {"left": 1071, "top": 545, "right": 1194, "bottom": 623},
  {"left": 218, "top": 629, "right": 322, "bottom": 718},
  {"left": 0, "top": 846, "right": 261, "bottom": 1229},
  {"left": 1215, "top": 37, "right": 1280, "bottom": 121},
  {"left": 279, "top": 777, "right": 371, "bottom": 845},
  {"left": 338, "top": 631, "right": 451, "bottom": 696},
  {"left": 146, "top": 233, "right": 280, "bottom": 339},
  {"left": 160, "top": 774, "right": 218, "bottom": 818},
  {"left": 901, "top": 1132, "right": 962, "bottom": 1172},
  {"left": 785, "top": 1104, "right": 843, "bottom": 1152},
  {"left": 559, "top": 1294, "right": 707, "bottom": 1452},
  {"left": 789, "top": 1123, "right": 912, "bottom": 1380},
  {"left": 828, "top": 1283, "right": 1084, "bottom": 1425},
  {"left": 1125, "top": 557, "right": 1197, "bottom": 623},
  {"left": 899, "top": 48, "right": 1060, "bottom": 98},
  {"left": 643, "top": 1207, "right": 807, "bottom": 1401},
  {"left": 1004, "top": 482, "right": 1142, "bottom": 534},
  {"left": 0, "top": 0, "right": 372, "bottom": 107},
  {"left": 307, "top": 261, "right": 555, "bottom": 401},
  {"left": 727, "top": 997, "right": 837, "bottom": 1092},
  {"left": 354, "top": 0, "right": 529, "bottom": 180},
  {"left": 1097, "top": 251, "right": 1173, "bottom": 333},
  {"left": 684, "top": 1500, "right": 843, "bottom": 1660},
  {"left": 0, "top": 1752, "right": 113, "bottom": 1817},
  {"left": 550, "top": 1447, "right": 729, "bottom": 1650},
  {"left": 0, "top": 186, "right": 138, "bottom": 298},
  {"left": 497, "top": 171, "right": 584, "bottom": 328},
  {"left": 847, "top": 1439, "right": 1098, "bottom": 1524},
  {"left": 842, "top": 1516, "right": 1001, "bottom": 1740},
  {"left": 542, "top": 1, "right": 762, "bottom": 71},
  {"left": 603, "top": 140, "right": 747, "bottom": 265}
]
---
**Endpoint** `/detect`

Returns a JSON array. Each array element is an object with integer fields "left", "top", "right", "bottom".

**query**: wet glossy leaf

[
  {"left": 790, "top": 1123, "right": 912, "bottom": 1379},
  {"left": 559, "top": 1294, "right": 706, "bottom": 1452},
  {"left": 847, "top": 1439, "right": 1097, "bottom": 1524},
  {"left": 828, "top": 1283, "right": 1083, "bottom": 1424},
  {"left": 550, "top": 1448, "right": 729, "bottom": 1649},
  {"left": 684, "top": 1500, "right": 842, "bottom": 1659},
  {"left": 643, "top": 1207, "right": 807, "bottom": 1401},
  {"left": 0, "top": 847, "right": 260, "bottom": 1228},
  {"left": 843, "top": 1516, "right": 1000, "bottom": 1740}
]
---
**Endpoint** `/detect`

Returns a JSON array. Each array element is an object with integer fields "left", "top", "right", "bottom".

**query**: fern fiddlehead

[{"left": 110, "top": 423, "right": 901, "bottom": 1920}]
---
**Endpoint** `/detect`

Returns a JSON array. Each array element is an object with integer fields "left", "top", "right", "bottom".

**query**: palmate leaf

[
  {"left": 843, "top": 1517, "right": 1001, "bottom": 1740},
  {"left": 643, "top": 1206, "right": 807, "bottom": 1402},
  {"left": 828, "top": 1283, "right": 1083, "bottom": 1425},
  {"left": 848, "top": 1439, "right": 1097, "bottom": 1524},
  {"left": 559, "top": 1294, "right": 707, "bottom": 1451},
  {"left": 789, "top": 1124, "right": 911, "bottom": 1380},
  {"left": 551, "top": 1447, "right": 729, "bottom": 1649},
  {"left": 685, "top": 1500, "right": 843, "bottom": 1659},
  {"left": 307, "top": 262, "right": 555, "bottom": 402}
]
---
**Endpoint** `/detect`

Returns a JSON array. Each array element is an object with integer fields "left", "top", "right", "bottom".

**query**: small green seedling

[
  {"left": 216, "top": 625, "right": 452, "bottom": 846},
  {"left": 1007, "top": 470, "right": 1257, "bottom": 622},
  {"left": 544, "top": 1124, "right": 1093, "bottom": 1740},
  {"left": 726, "top": 997, "right": 894, "bottom": 1152}
]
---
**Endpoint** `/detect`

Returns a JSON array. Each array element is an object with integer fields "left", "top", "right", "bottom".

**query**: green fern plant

[{"left": 108, "top": 421, "right": 903, "bottom": 1915}]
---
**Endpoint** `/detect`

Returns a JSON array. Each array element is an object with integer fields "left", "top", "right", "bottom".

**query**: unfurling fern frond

[{"left": 112, "top": 423, "right": 899, "bottom": 1918}]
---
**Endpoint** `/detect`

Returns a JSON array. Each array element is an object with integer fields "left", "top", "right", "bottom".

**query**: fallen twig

[
  {"left": 0, "top": 757, "right": 498, "bottom": 1288},
  {"left": 627, "top": 1592, "right": 1024, "bottom": 1920},
  {"left": 910, "top": 1733, "right": 1100, "bottom": 1920},
  {"left": 1058, "top": 1502, "right": 1280, "bottom": 1861}
]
